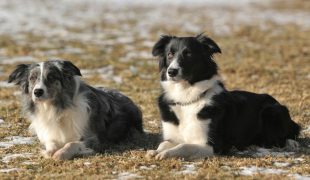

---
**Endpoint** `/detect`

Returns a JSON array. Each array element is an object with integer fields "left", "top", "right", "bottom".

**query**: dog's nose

[
  {"left": 34, "top": 89, "right": 44, "bottom": 97},
  {"left": 168, "top": 68, "right": 179, "bottom": 77}
]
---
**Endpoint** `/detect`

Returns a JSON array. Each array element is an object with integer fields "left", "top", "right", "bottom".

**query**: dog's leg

[
  {"left": 52, "top": 141, "right": 95, "bottom": 160},
  {"left": 285, "top": 139, "right": 300, "bottom": 151},
  {"left": 155, "top": 143, "right": 213, "bottom": 160},
  {"left": 42, "top": 141, "right": 59, "bottom": 158},
  {"left": 146, "top": 140, "right": 177, "bottom": 158}
]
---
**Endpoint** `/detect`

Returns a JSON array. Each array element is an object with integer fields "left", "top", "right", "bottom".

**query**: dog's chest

[
  {"left": 162, "top": 100, "right": 211, "bottom": 145},
  {"left": 30, "top": 95, "right": 89, "bottom": 147}
]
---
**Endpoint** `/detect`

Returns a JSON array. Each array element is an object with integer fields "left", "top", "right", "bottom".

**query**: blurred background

[
  {"left": 0, "top": 0, "right": 308, "bottom": 128},
  {"left": 0, "top": 0, "right": 309, "bottom": 178}
]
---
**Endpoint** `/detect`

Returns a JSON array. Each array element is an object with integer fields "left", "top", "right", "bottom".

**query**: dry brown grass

[{"left": 0, "top": 0, "right": 309, "bottom": 179}]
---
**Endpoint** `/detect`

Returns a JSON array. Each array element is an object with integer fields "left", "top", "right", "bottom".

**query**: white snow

[
  {"left": 81, "top": 65, "right": 114, "bottom": 78},
  {"left": 129, "top": 66, "right": 138, "bottom": 75},
  {"left": 0, "top": 168, "right": 22, "bottom": 173},
  {"left": 22, "top": 161, "right": 38, "bottom": 165},
  {"left": 139, "top": 165, "right": 156, "bottom": 170},
  {"left": 289, "top": 173, "right": 310, "bottom": 180},
  {"left": 84, "top": 162, "right": 92, "bottom": 166},
  {"left": 274, "top": 162, "right": 290, "bottom": 167},
  {"left": 176, "top": 164, "right": 197, "bottom": 175},
  {"left": 0, "top": 136, "right": 35, "bottom": 148},
  {"left": 117, "top": 172, "right": 143, "bottom": 180},
  {"left": 2, "top": 153, "right": 33, "bottom": 163},
  {"left": 81, "top": 65, "right": 123, "bottom": 84},
  {"left": 0, "top": 81, "right": 14, "bottom": 88},
  {"left": 0, "top": 56, "right": 37, "bottom": 64},
  {"left": 239, "top": 166, "right": 287, "bottom": 176},
  {"left": 0, "top": 119, "right": 4, "bottom": 124},
  {"left": 120, "top": 51, "right": 153, "bottom": 62}
]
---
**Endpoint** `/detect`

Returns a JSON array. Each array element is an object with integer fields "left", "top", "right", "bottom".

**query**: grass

[{"left": 0, "top": 0, "right": 309, "bottom": 179}]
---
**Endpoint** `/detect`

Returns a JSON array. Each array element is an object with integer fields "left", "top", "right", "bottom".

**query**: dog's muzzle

[
  {"left": 167, "top": 68, "right": 179, "bottom": 78},
  {"left": 34, "top": 88, "right": 44, "bottom": 98}
]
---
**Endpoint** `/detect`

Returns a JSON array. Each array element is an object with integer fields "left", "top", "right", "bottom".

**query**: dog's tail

[{"left": 259, "top": 103, "right": 300, "bottom": 148}]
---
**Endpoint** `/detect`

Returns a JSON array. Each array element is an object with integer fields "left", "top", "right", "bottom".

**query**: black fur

[
  {"left": 204, "top": 91, "right": 300, "bottom": 154},
  {"left": 153, "top": 34, "right": 301, "bottom": 154},
  {"left": 8, "top": 64, "right": 30, "bottom": 93},
  {"left": 158, "top": 94, "right": 179, "bottom": 125},
  {"left": 152, "top": 34, "right": 220, "bottom": 84}
]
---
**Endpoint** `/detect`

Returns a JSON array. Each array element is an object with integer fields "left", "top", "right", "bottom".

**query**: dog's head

[
  {"left": 152, "top": 34, "right": 221, "bottom": 84},
  {"left": 8, "top": 60, "right": 81, "bottom": 103}
]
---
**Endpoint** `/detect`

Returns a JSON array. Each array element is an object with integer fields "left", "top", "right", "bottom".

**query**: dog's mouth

[
  {"left": 168, "top": 77, "right": 181, "bottom": 81},
  {"left": 32, "top": 95, "right": 49, "bottom": 103}
]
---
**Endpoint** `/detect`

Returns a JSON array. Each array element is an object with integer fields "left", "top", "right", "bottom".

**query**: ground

[{"left": 0, "top": 0, "right": 309, "bottom": 179}]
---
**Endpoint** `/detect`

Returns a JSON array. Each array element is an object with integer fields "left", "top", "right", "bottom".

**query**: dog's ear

[
  {"left": 61, "top": 60, "right": 82, "bottom": 77},
  {"left": 8, "top": 64, "right": 30, "bottom": 93},
  {"left": 196, "top": 34, "right": 221, "bottom": 55},
  {"left": 152, "top": 35, "right": 174, "bottom": 57}
]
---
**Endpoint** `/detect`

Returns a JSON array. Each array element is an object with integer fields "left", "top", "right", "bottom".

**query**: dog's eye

[
  {"left": 30, "top": 75, "right": 37, "bottom": 81},
  {"left": 167, "top": 52, "right": 174, "bottom": 59},
  {"left": 47, "top": 75, "right": 56, "bottom": 82},
  {"left": 183, "top": 50, "right": 192, "bottom": 57}
]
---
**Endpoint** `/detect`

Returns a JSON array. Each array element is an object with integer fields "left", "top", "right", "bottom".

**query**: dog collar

[{"left": 167, "top": 89, "right": 210, "bottom": 106}]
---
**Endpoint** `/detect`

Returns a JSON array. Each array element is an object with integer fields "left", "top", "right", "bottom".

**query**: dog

[
  {"left": 8, "top": 59, "right": 143, "bottom": 160},
  {"left": 146, "top": 34, "right": 300, "bottom": 160}
]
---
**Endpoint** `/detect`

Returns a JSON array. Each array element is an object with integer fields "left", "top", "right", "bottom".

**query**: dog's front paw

[
  {"left": 41, "top": 149, "right": 57, "bottom": 158},
  {"left": 52, "top": 148, "right": 73, "bottom": 160},
  {"left": 146, "top": 150, "right": 158, "bottom": 159},
  {"left": 155, "top": 150, "right": 170, "bottom": 160}
]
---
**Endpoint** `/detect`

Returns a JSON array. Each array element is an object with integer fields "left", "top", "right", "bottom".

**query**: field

[{"left": 0, "top": 0, "right": 309, "bottom": 179}]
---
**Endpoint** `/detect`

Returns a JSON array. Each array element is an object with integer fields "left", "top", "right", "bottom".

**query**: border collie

[
  {"left": 8, "top": 59, "right": 143, "bottom": 160},
  {"left": 146, "top": 34, "right": 300, "bottom": 160}
]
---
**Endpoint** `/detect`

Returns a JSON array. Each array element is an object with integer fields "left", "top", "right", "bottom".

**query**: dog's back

[
  {"left": 210, "top": 90, "right": 300, "bottom": 153},
  {"left": 81, "top": 84, "right": 143, "bottom": 151}
]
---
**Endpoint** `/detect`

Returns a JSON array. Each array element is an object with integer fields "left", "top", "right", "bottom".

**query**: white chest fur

[
  {"left": 162, "top": 98, "right": 212, "bottom": 145},
  {"left": 161, "top": 75, "right": 223, "bottom": 146},
  {"left": 29, "top": 93, "right": 90, "bottom": 148}
]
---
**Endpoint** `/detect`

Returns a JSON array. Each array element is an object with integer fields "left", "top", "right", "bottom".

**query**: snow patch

[
  {"left": 0, "top": 56, "right": 37, "bottom": 64},
  {"left": 2, "top": 153, "right": 33, "bottom": 163},
  {"left": 22, "top": 161, "right": 38, "bottom": 165},
  {"left": 0, "top": 168, "right": 22, "bottom": 173},
  {"left": 0, "top": 136, "right": 35, "bottom": 148},
  {"left": 239, "top": 166, "right": 287, "bottom": 176},
  {"left": 176, "top": 164, "right": 197, "bottom": 175},
  {"left": 81, "top": 66, "right": 123, "bottom": 84},
  {"left": 84, "top": 162, "right": 92, "bottom": 166},
  {"left": 0, "top": 81, "right": 14, "bottom": 88},
  {"left": 81, "top": 65, "right": 114, "bottom": 78},
  {"left": 289, "top": 173, "right": 310, "bottom": 180},
  {"left": 117, "top": 172, "right": 143, "bottom": 180},
  {"left": 139, "top": 165, "right": 156, "bottom": 170},
  {"left": 274, "top": 162, "right": 290, "bottom": 167}
]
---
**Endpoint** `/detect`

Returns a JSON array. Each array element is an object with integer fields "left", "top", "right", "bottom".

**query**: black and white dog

[
  {"left": 147, "top": 34, "right": 300, "bottom": 160},
  {"left": 8, "top": 60, "right": 143, "bottom": 160}
]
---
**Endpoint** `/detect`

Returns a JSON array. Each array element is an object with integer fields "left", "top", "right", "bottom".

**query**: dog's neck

[{"left": 160, "top": 75, "right": 223, "bottom": 104}]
